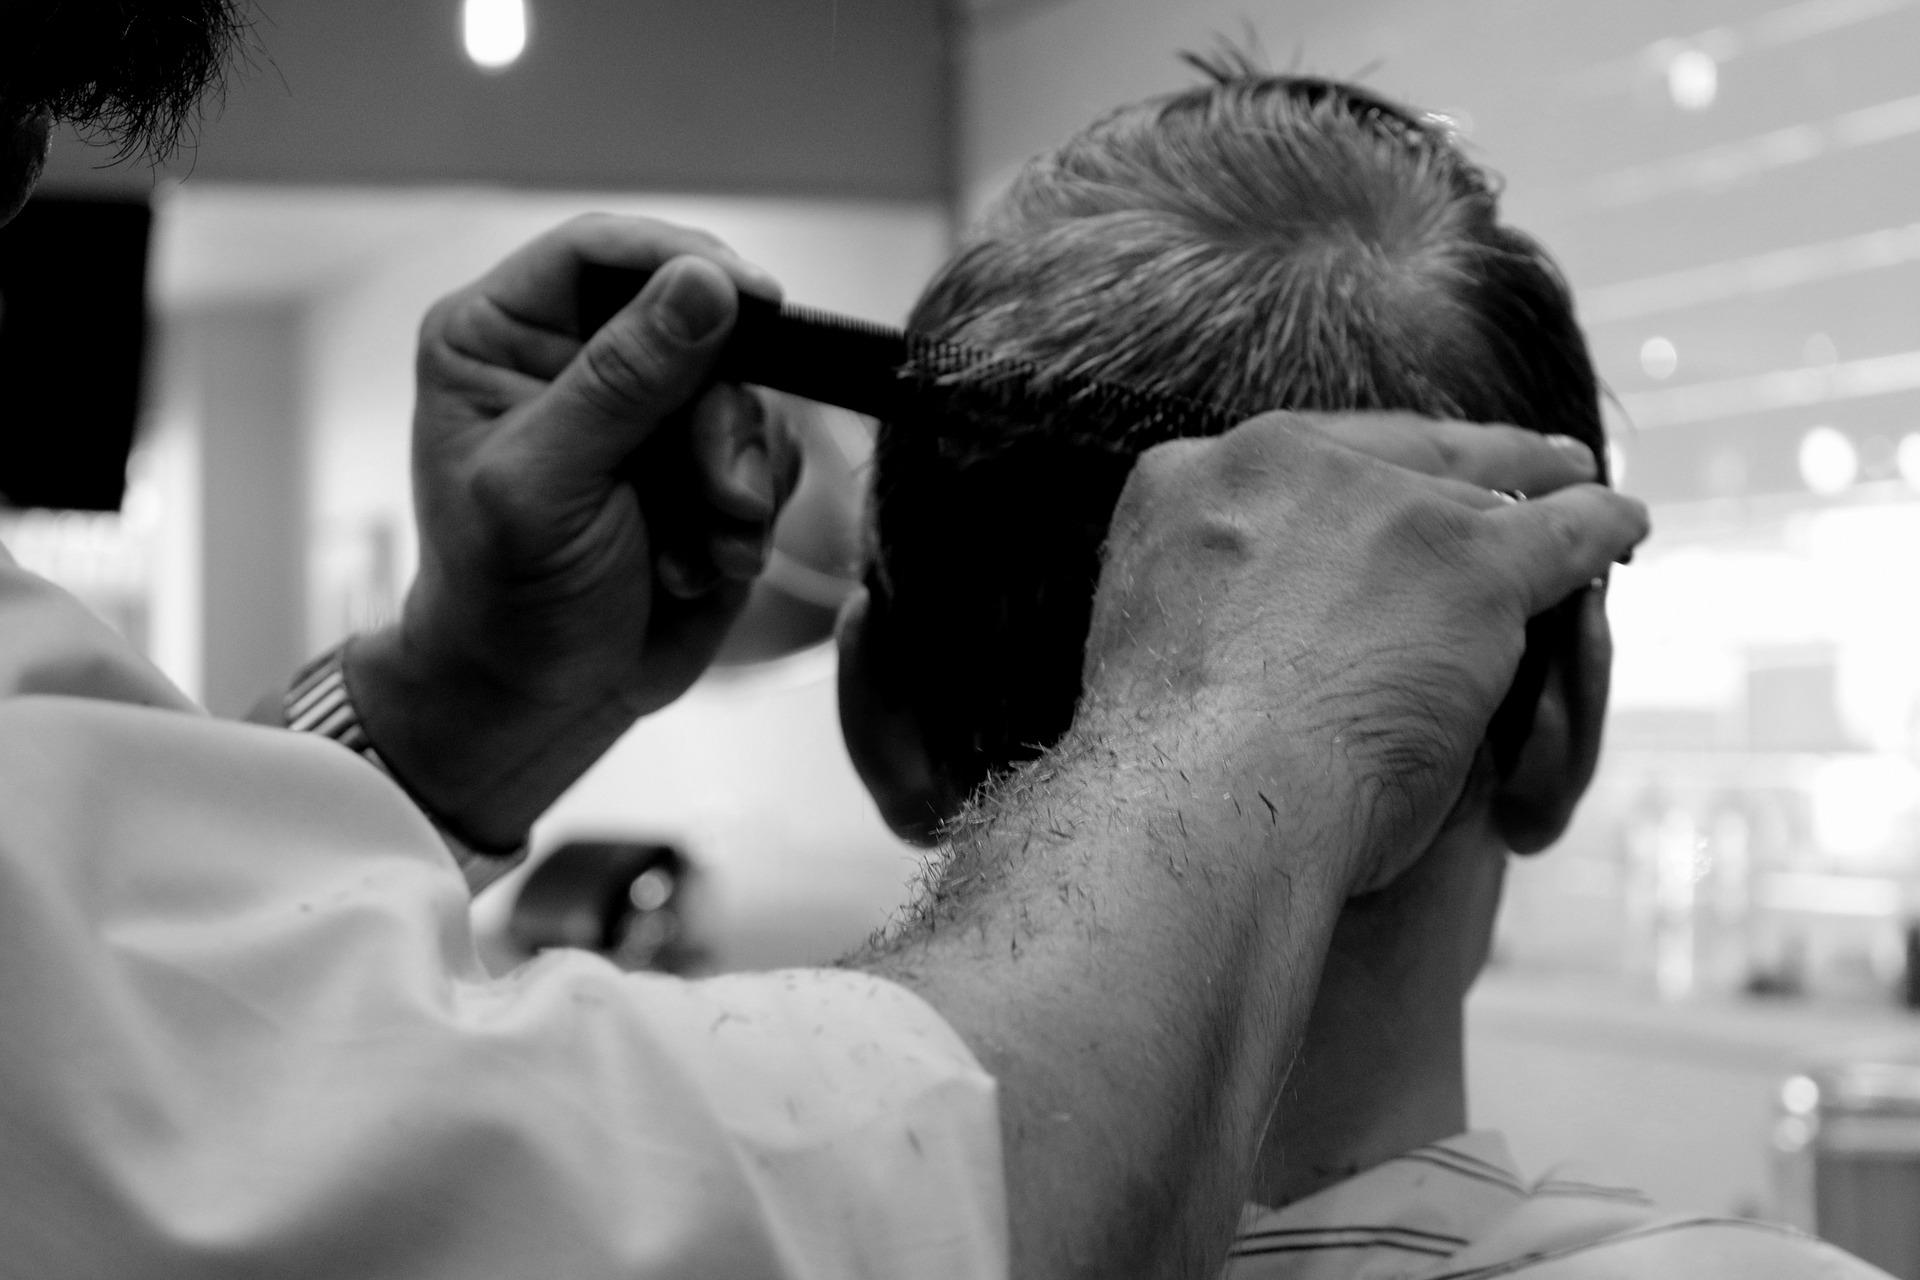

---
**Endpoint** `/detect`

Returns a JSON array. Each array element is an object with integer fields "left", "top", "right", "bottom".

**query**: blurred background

[{"left": 7, "top": 0, "right": 1920, "bottom": 1251}]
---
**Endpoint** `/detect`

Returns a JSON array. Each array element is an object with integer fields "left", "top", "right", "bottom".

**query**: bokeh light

[
  {"left": 1667, "top": 48, "right": 1719, "bottom": 110},
  {"left": 1797, "top": 426, "right": 1858, "bottom": 496},
  {"left": 1640, "top": 335, "right": 1679, "bottom": 380}
]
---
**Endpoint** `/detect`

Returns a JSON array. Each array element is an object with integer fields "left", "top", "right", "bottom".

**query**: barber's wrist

[
  {"left": 1074, "top": 689, "right": 1378, "bottom": 900},
  {"left": 342, "top": 614, "right": 638, "bottom": 854},
  {"left": 285, "top": 636, "right": 529, "bottom": 891}
]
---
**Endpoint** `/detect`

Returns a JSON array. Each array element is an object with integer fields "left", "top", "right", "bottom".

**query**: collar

[{"left": 1228, "top": 1132, "right": 1527, "bottom": 1280}]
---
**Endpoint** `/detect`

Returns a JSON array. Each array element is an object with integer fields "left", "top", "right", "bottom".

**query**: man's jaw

[{"left": 0, "top": 110, "right": 52, "bottom": 228}]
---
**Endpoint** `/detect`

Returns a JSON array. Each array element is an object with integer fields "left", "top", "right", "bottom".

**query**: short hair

[{"left": 863, "top": 62, "right": 1605, "bottom": 810}]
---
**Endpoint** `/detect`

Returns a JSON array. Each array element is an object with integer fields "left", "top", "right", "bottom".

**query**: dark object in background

[
  {"left": 0, "top": 196, "right": 152, "bottom": 511},
  {"left": 509, "top": 840, "right": 707, "bottom": 974},
  {"left": 1905, "top": 921, "right": 1920, "bottom": 1012},
  {"left": 1775, "top": 1049, "right": 1920, "bottom": 1279}
]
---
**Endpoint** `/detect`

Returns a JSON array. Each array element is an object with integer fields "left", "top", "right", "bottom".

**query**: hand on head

[
  {"left": 1294, "top": 410, "right": 1619, "bottom": 856},
  {"left": 1079, "top": 411, "right": 1640, "bottom": 896}
]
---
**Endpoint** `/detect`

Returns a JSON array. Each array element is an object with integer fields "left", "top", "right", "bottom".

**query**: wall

[
  {"left": 40, "top": 0, "right": 951, "bottom": 202},
  {"left": 153, "top": 305, "right": 306, "bottom": 716}
]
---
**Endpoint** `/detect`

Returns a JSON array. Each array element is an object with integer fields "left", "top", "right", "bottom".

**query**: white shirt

[
  {"left": 1226, "top": 1131, "right": 1891, "bottom": 1280},
  {"left": 0, "top": 551, "right": 1009, "bottom": 1279}
]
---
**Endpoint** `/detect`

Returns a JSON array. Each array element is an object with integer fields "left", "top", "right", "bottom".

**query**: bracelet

[{"left": 284, "top": 640, "right": 529, "bottom": 893}]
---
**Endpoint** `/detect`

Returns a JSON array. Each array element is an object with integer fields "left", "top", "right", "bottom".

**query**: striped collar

[
  {"left": 1224, "top": 1130, "right": 1875, "bottom": 1280},
  {"left": 1229, "top": 1133, "right": 1530, "bottom": 1280}
]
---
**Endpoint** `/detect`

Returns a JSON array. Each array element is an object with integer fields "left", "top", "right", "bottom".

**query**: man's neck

[
  {"left": 1247, "top": 1008, "right": 1466, "bottom": 1208},
  {"left": 1245, "top": 817, "right": 1503, "bottom": 1209}
]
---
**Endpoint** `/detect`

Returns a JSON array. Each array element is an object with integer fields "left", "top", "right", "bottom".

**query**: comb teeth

[
  {"left": 772, "top": 301, "right": 901, "bottom": 343},
  {"left": 893, "top": 329, "right": 1242, "bottom": 451}
]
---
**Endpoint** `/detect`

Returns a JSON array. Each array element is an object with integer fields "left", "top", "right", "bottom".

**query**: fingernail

[
  {"left": 1547, "top": 435, "right": 1598, "bottom": 473},
  {"left": 730, "top": 254, "right": 782, "bottom": 298},
  {"left": 648, "top": 257, "right": 731, "bottom": 345},
  {"left": 731, "top": 440, "right": 774, "bottom": 516}
]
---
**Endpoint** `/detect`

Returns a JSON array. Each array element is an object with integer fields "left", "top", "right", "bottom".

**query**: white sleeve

[{"left": 0, "top": 569, "right": 1007, "bottom": 1280}]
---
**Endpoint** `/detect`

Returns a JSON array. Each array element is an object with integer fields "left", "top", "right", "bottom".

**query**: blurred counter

[{"left": 1466, "top": 967, "right": 1920, "bottom": 1220}]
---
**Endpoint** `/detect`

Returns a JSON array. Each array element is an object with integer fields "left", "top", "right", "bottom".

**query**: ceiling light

[{"left": 463, "top": 0, "right": 528, "bottom": 70}]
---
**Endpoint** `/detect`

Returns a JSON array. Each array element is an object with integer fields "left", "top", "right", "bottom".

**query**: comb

[
  {"left": 577, "top": 263, "right": 1555, "bottom": 777},
  {"left": 577, "top": 265, "right": 1241, "bottom": 449}
]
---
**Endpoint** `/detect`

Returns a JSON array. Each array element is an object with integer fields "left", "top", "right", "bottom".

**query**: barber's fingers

[
  {"left": 429, "top": 216, "right": 781, "bottom": 395},
  {"left": 654, "top": 385, "right": 804, "bottom": 597},
  {"left": 532, "top": 255, "right": 745, "bottom": 479},
  {"left": 479, "top": 212, "right": 779, "bottom": 345},
  {"left": 691, "top": 388, "right": 803, "bottom": 526},
  {"left": 1480, "top": 484, "right": 1649, "bottom": 617},
  {"left": 1297, "top": 410, "right": 1600, "bottom": 495},
  {"left": 1413, "top": 472, "right": 1538, "bottom": 512}
]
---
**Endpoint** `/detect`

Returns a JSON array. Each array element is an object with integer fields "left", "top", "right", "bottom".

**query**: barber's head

[
  {"left": 0, "top": 0, "right": 249, "bottom": 225},
  {"left": 838, "top": 58, "right": 1609, "bottom": 846}
]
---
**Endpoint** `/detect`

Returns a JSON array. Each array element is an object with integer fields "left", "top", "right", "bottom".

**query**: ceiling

[{"left": 41, "top": 0, "right": 949, "bottom": 202}]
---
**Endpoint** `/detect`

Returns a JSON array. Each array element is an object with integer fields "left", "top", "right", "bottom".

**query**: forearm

[{"left": 857, "top": 725, "right": 1350, "bottom": 1279}]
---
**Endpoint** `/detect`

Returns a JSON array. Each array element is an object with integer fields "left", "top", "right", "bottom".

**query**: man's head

[
  {"left": 0, "top": 0, "right": 249, "bottom": 225},
  {"left": 838, "top": 60, "right": 1610, "bottom": 849}
]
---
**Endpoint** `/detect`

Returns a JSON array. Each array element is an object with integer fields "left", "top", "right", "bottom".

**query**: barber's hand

[
  {"left": 348, "top": 215, "right": 800, "bottom": 850},
  {"left": 1079, "top": 412, "right": 1646, "bottom": 895},
  {"left": 1294, "top": 410, "right": 1606, "bottom": 494}
]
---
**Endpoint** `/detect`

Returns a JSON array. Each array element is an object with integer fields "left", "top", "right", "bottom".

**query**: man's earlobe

[
  {"left": 835, "top": 587, "right": 952, "bottom": 847},
  {"left": 1493, "top": 586, "right": 1613, "bottom": 855}
]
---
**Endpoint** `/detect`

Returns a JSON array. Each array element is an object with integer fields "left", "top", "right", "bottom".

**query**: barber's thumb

[
  {"left": 556, "top": 255, "right": 737, "bottom": 453},
  {"left": 640, "top": 255, "right": 735, "bottom": 349}
]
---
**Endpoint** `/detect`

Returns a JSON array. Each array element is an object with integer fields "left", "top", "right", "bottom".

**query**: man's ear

[
  {"left": 1492, "top": 584, "right": 1612, "bottom": 855},
  {"left": 835, "top": 585, "right": 953, "bottom": 847}
]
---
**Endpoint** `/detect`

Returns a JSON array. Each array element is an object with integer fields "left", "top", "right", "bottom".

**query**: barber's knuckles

[
  {"left": 1091, "top": 418, "right": 1537, "bottom": 744},
  {"left": 1112, "top": 419, "right": 1517, "bottom": 623},
  {"left": 554, "top": 212, "right": 754, "bottom": 283},
  {"left": 424, "top": 285, "right": 584, "bottom": 387}
]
